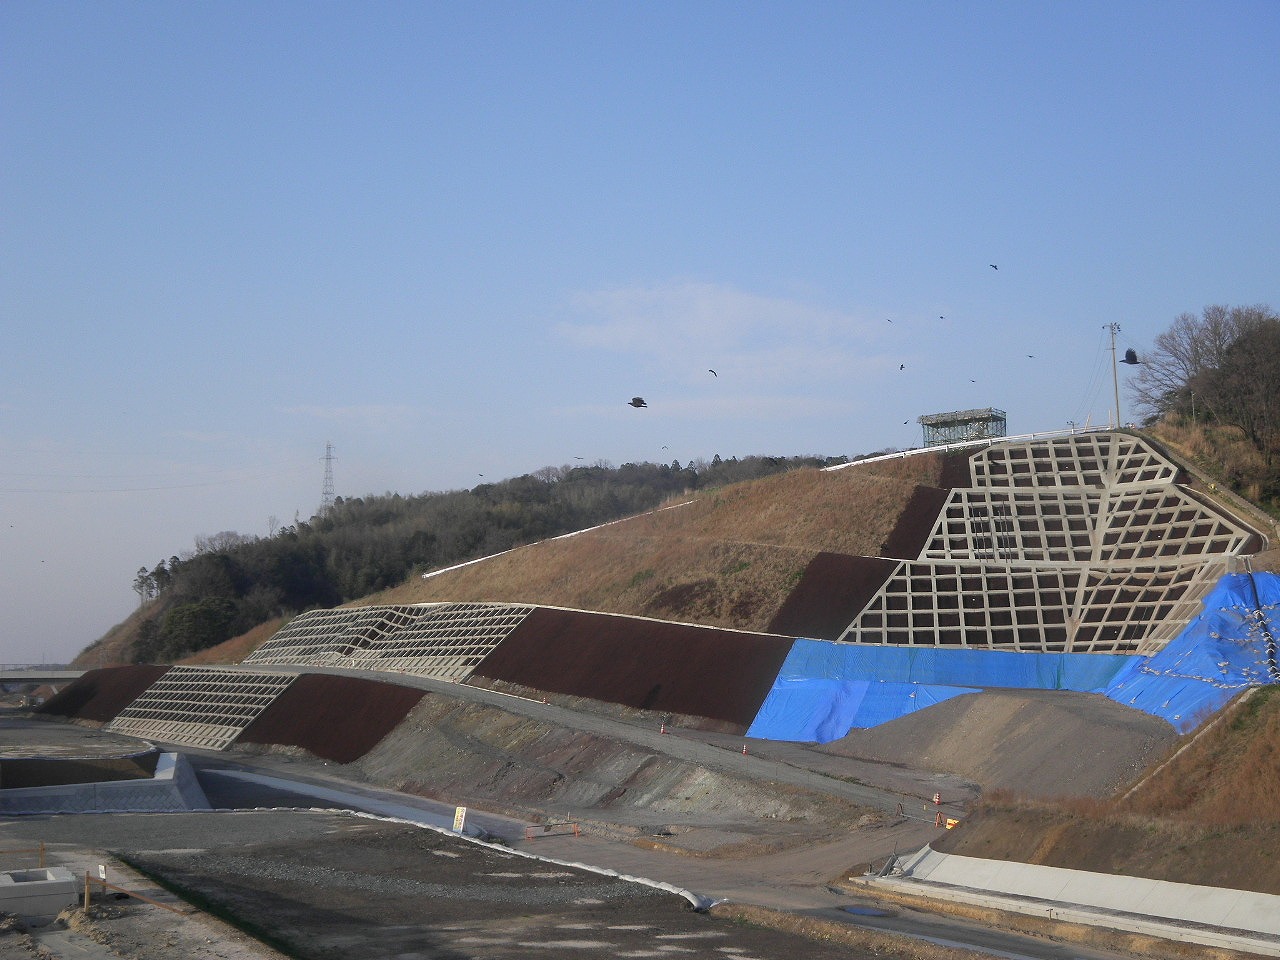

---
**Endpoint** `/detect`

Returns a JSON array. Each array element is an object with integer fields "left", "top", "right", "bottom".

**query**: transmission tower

[{"left": 320, "top": 441, "right": 336, "bottom": 514}]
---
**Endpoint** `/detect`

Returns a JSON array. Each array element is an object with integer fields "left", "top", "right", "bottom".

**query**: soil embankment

[{"left": 818, "top": 687, "right": 1180, "bottom": 799}]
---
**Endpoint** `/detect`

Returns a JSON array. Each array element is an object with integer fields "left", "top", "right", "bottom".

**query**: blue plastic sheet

[
  {"left": 746, "top": 639, "right": 1130, "bottom": 742},
  {"left": 746, "top": 572, "right": 1280, "bottom": 741},
  {"left": 770, "top": 641, "right": 1129, "bottom": 690},
  {"left": 745, "top": 678, "right": 975, "bottom": 742},
  {"left": 1103, "top": 572, "right": 1280, "bottom": 732}
]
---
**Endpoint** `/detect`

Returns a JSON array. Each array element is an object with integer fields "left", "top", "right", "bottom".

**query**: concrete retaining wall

[
  {"left": 0, "top": 753, "right": 208, "bottom": 815},
  {"left": 898, "top": 846, "right": 1280, "bottom": 937}
]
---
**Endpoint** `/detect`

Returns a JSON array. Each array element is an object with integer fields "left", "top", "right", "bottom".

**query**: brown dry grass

[
  {"left": 964, "top": 686, "right": 1280, "bottom": 827},
  {"left": 364, "top": 458, "right": 947, "bottom": 631},
  {"left": 178, "top": 618, "right": 287, "bottom": 666},
  {"left": 1119, "top": 685, "right": 1280, "bottom": 824},
  {"left": 1150, "top": 420, "right": 1278, "bottom": 515}
]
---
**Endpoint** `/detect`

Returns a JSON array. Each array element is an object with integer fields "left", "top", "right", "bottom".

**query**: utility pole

[{"left": 1107, "top": 322, "right": 1122, "bottom": 429}]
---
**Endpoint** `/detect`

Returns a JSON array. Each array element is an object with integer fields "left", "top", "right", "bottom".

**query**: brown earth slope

[
  {"left": 37, "top": 664, "right": 170, "bottom": 722},
  {"left": 472, "top": 606, "right": 792, "bottom": 729},
  {"left": 818, "top": 688, "right": 1180, "bottom": 799},
  {"left": 364, "top": 454, "right": 963, "bottom": 633}
]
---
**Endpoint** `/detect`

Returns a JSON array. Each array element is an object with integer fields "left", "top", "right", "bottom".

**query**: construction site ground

[{"left": 0, "top": 676, "right": 1255, "bottom": 960}]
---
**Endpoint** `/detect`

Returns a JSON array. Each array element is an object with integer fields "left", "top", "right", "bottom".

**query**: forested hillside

[{"left": 85, "top": 454, "right": 845, "bottom": 666}]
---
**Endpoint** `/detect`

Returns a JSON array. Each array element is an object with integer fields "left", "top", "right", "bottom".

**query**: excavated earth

[{"left": 2, "top": 665, "right": 1204, "bottom": 960}]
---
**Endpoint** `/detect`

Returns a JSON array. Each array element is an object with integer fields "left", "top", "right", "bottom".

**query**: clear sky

[{"left": 3, "top": 2, "right": 1278, "bottom": 665}]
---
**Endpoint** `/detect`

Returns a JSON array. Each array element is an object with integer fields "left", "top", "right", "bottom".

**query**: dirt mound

[
  {"left": 817, "top": 688, "right": 1179, "bottom": 799},
  {"left": 352, "top": 694, "right": 870, "bottom": 841}
]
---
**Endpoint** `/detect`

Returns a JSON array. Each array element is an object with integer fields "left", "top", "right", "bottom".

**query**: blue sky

[{"left": 3, "top": 1, "right": 1278, "bottom": 664}]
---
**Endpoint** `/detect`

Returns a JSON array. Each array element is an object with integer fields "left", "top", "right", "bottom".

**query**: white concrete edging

[{"left": 879, "top": 846, "right": 1280, "bottom": 956}]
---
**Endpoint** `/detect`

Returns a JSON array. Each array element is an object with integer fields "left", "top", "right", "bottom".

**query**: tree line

[
  {"left": 128, "top": 454, "right": 846, "bottom": 663},
  {"left": 1132, "top": 302, "right": 1280, "bottom": 507}
]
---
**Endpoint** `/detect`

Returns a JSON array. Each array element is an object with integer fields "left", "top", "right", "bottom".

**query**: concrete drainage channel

[
  {"left": 0, "top": 747, "right": 206, "bottom": 957},
  {"left": 0, "top": 749, "right": 210, "bottom": 816}
]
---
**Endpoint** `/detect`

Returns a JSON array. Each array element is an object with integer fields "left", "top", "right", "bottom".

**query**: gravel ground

[
  {"left": 0, "top": 671, "right": 1186, "bottom": 960},
  {"left": 0, "top": 712, "right": 945, "bottom": 960},
  {"left": 0, "top": 809, "right": 914, "bottom": 960}
]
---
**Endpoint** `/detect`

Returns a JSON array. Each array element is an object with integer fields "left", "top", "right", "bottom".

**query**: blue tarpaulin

[
  {"left": 746, "top": 572, "right": 1280, "bottom": 742},
  {"left": 745, "top": 678, "right": 975, "bottom": 742},
  {"left": 1103, "top": 572, "right": 1280, "bottom": 732},
  {"left": 746, "top": 640, "right": 1130, "bottom": 741}
]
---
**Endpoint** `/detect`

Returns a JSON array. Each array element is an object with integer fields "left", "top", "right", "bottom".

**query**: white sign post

[{"left": 452, "top": 806, "right": 467, "bottom": 833}]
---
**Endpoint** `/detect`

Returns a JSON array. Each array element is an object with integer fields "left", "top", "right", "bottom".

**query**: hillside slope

[
  {"left": 364, "top": 454, "right": 962, "bottom": 633},
  {"left": 933, "top": 687, "right": 1280, "bottom": 895}
]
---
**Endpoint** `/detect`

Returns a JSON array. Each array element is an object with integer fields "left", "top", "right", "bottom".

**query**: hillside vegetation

[{"left": 1135, "top": 304, "right": 1280, "bottom": 517}]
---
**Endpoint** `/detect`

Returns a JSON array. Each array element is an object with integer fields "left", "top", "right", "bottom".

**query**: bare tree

[
  {"left": 1190, "top": 319, "right": 1280, "bottom": 469},
  {"left": 1131, "top": 304, "right": 1278, "bottom": 422}
]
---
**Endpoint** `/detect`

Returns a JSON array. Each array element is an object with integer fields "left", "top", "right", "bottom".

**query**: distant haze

[{"left": 2, "top": 3, "right": 1277, "bottom": 662}]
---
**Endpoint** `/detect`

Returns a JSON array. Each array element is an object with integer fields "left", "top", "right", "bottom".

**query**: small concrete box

[{"left": 0, "top": 867, "right": 78, "bottom": 917}]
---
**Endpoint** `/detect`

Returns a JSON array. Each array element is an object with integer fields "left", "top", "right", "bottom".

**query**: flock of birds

[
  {"left": 621, "top": 264, "right": 1142, "bottom": 443},
  {"left": 626, "top": 265, "right": 1015, "bottom": 412},
  {"left": 628, "top": 368, "right": 715, "bottom": 410}
]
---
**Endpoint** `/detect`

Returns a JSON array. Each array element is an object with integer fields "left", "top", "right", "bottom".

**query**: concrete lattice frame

[
  {"left": 971, "top": 432, "right": 1179, "bottom": 489},
  {"left": 244, "top": 606, "right": 420, "bottom": 666},
  {"left": 106, "top": 667, "right": 296, "bottom": 751},
  {"left": 246, "top": 602, "right": 535, "bottom": 681},
  {"left": 840, "top": 433, "right": 1257, "bottom": 655},
  {"left": 840, "top": 558, "right": 1227, "bottom": 654},
  {"left": 921, "top": 487, "right": 1256, "bottom": 565}
]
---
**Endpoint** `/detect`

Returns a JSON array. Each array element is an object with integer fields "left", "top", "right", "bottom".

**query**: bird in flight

[
  {"left": 708, "top": 369, "right": 717, "bottom": 377},
  {"left": 629, "top": 397, "right": 647, "bottom": 408},
  {"left": 899, "top": 363, "right": 905, "bottom": 371},
  {"left": 989, "top": 264, "right": 998, "bottom": 270},
  {"left": 1121, "top": 348, "right": 1141, "bottom": 365}
]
